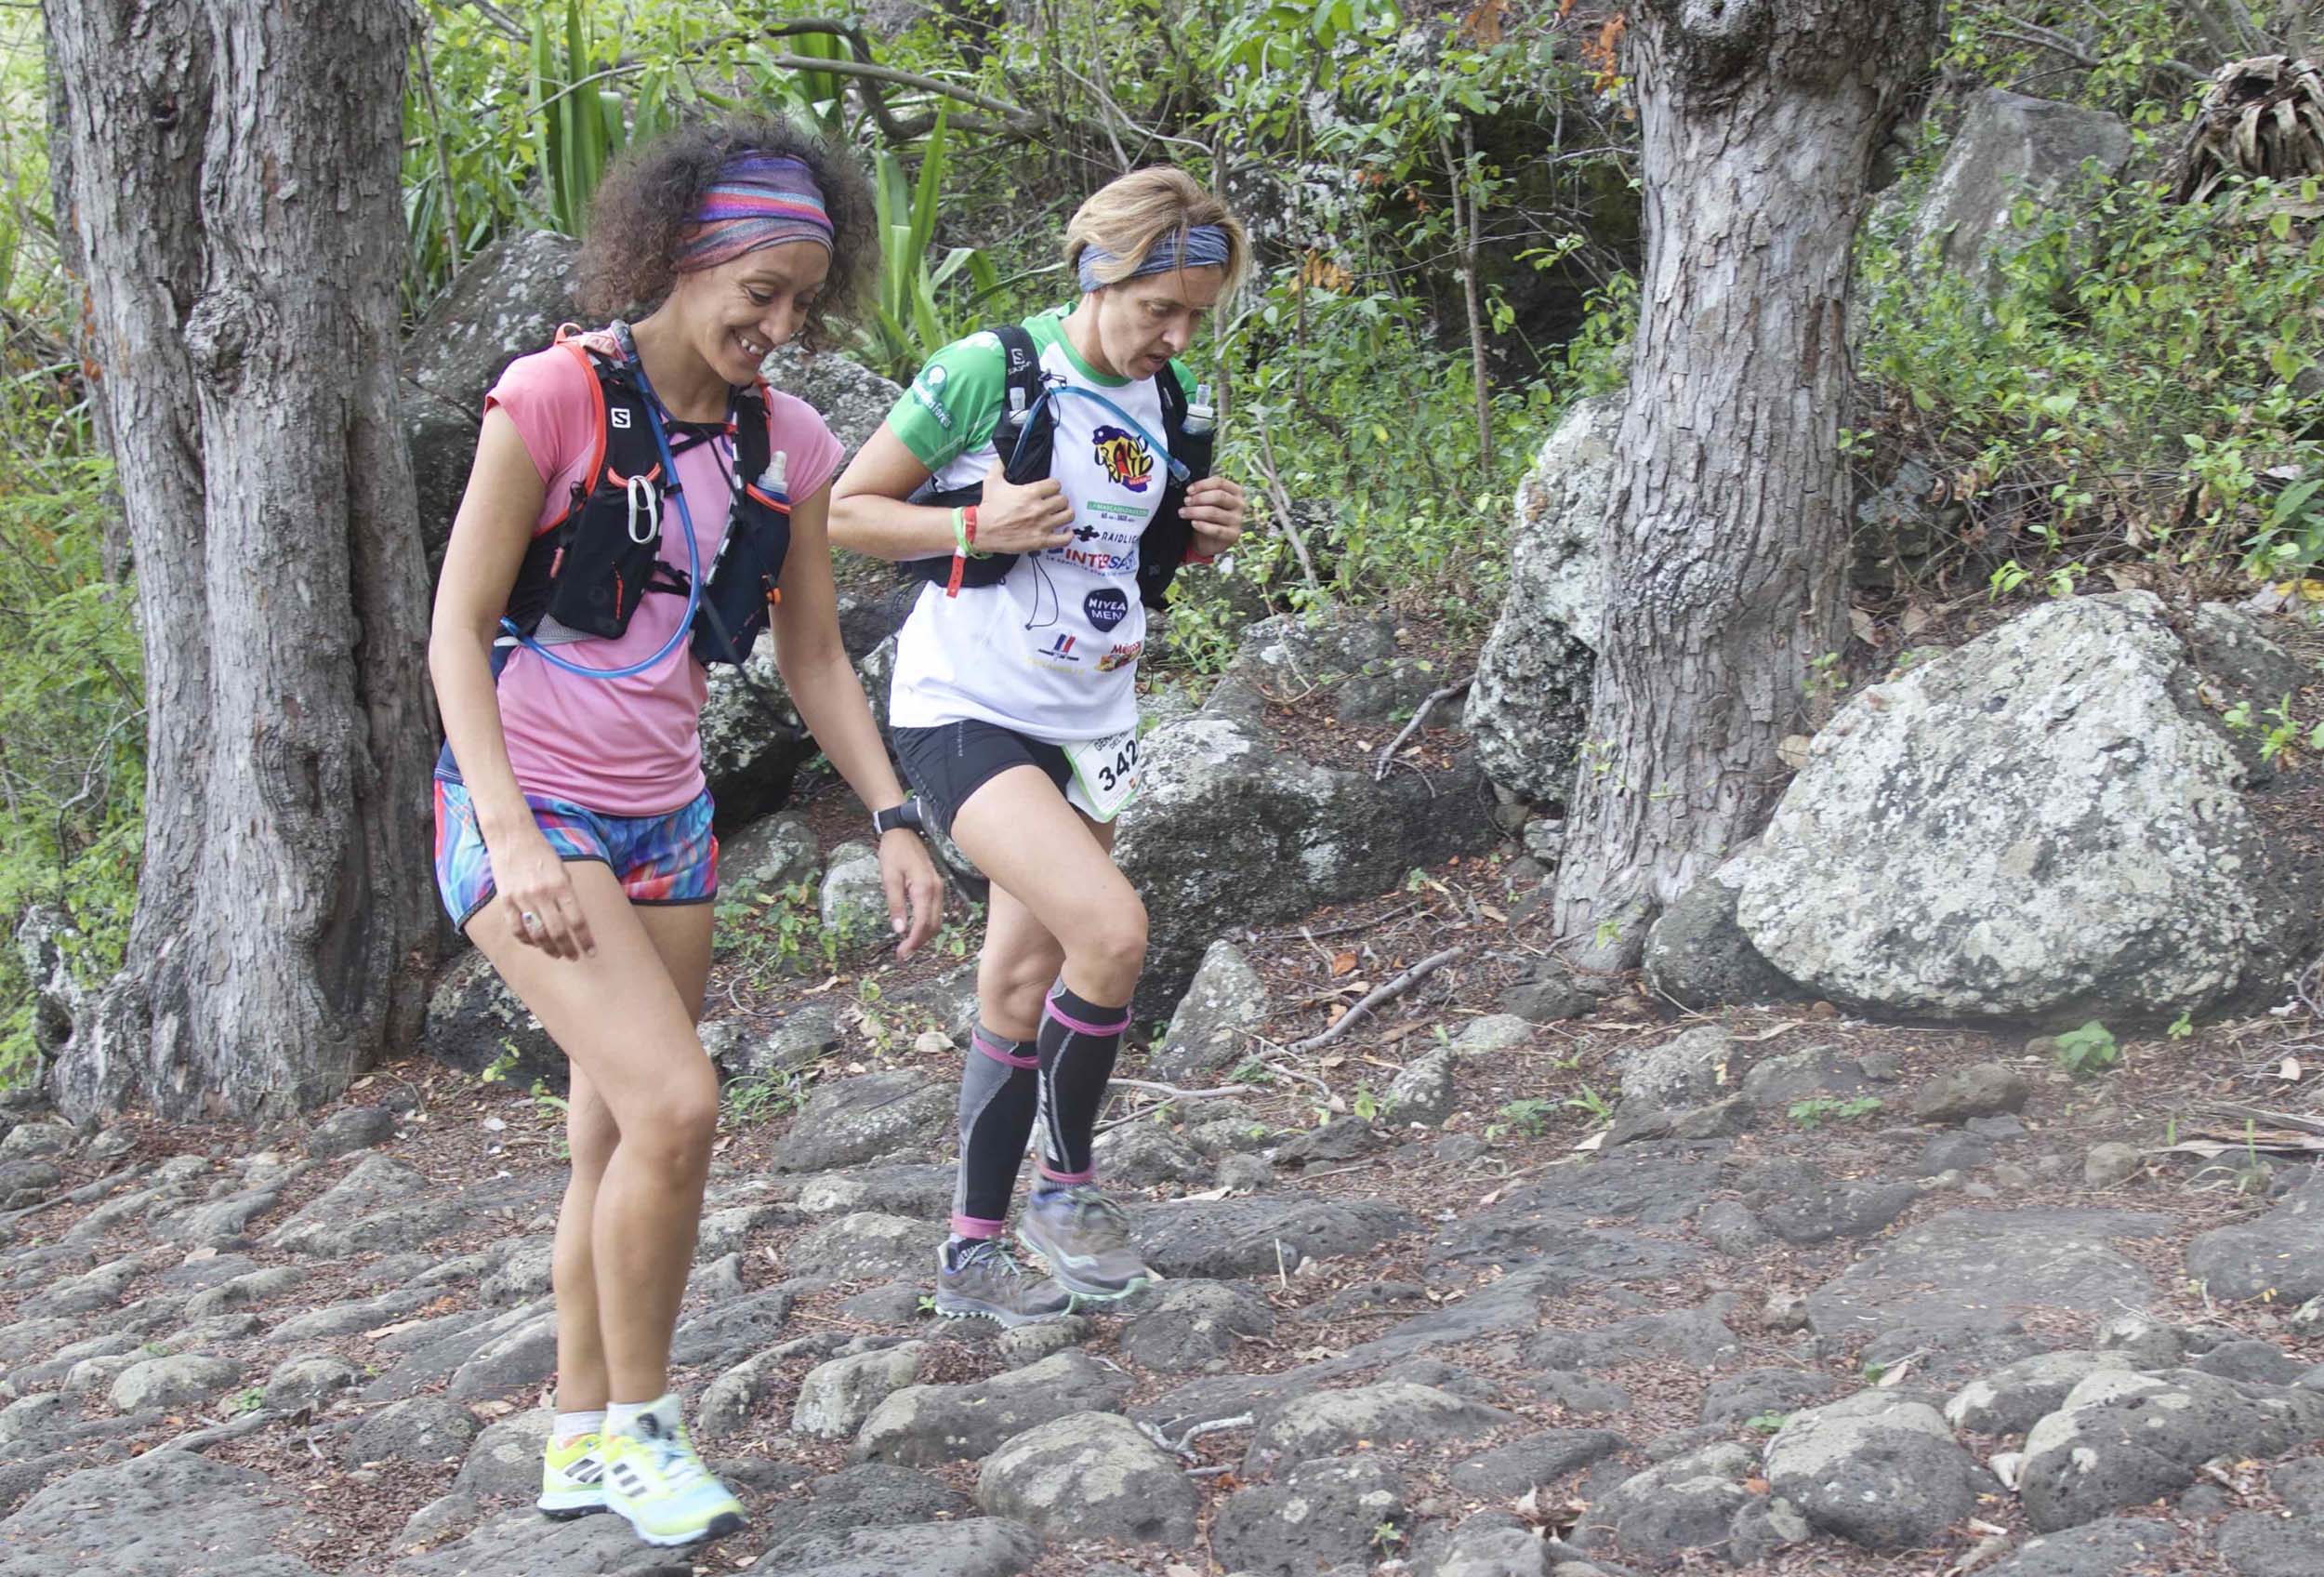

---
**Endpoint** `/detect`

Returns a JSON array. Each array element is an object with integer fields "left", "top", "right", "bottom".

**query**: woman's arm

[
  {"left": 772, "top": 484, "right": 944, "bottom": 957},
  {"left": 828, "top": 426, "right": 1074, "bottom": 563},
  {"left": 428, "top": 409, "right": 597, "bottom": 958}
]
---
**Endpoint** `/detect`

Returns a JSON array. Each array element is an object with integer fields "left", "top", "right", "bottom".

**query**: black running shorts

[{"left": 891, "top": 719, "right": 1072, "bottom": 836}]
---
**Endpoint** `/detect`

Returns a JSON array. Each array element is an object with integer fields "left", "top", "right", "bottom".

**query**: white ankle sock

[
  {"left": 552, "top": 1409, "right": 605, "bottom": 1446},
  {"left": 605, "top": 1394, "right": 680, "bottom": 1440}
]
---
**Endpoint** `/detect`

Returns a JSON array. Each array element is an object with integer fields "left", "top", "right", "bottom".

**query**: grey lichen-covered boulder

[
  {"left": 795, "top": 1343, "right": 928, "bottom": 1440},
  {"left": 1903, "top": 89, "right": 2134, "bottom": 291},
  {"left": 0, "top": 1450, "right": 327, "bottom": 1577},
  {"left": 420, "top": 948, "right": 561, "bottom": 1090},
  {"left": 855, "top": 1350, "right": 1130, "bottom": 1466},
  {"left": 109, "top": 1352, "right": 241, "bottom": 1413},
  {"left": 2017, "top": 1367, "right": 2324, "bottom": 1531},
  {"left": 1148, "top": 940, "right": 1268, "bottom": 1082},
  {"left": 721, "top": 813, "right": 821, "bottom": 895},
  {"left": 1641, "top": 852, "right": 1808, "bottom": 1011},
  {"left": 787, "top": 1213, "right": 947, "bottom": 1283},
  {"left": 976, "top": 1411, "right": 1198, "bottom": 1544},
  {"left": 1209, "top": 1452, "right": 1406, "bottom": 1577},
  {"left": 770, "top": 1071, "right": 954, "bottom": 1173},
  {"left": 1243, "top": 1381, "right": 1519, "bottom": 1476},
  {"left": 1734, "top": 594, "right": 2318, "bottom": 1019},
  {"left": 1116, "top": 612, "right": 1495, "bottom": 1012},
  {"left": 754, "top": 1517, "right": 1043, "bottom": 1577},
  {"left": 819, "top": 840, "right": 889, "bottom": 939},
  {"left": 1583, "top": 1441, "right": 1759, "bottom": 1565},
  {"left": 759, "top": 342, "right": 903, "bottom": 462},
  {"left": 1807, "top": 1209, "right": 2172, "bottom": 1343},
  {"left": 697, "top": 631, "right": 817, "bottom": 828},
  {"left": 1464, "top": 394, "right": 1620, "bottom": 802},
  {"left": 2185, "top": 1171, "right": 2324, "bottom": 1304},
  {"left": 403, "top": 231, "right": 580, "bottom": 413},
  {"left": 1116, "top": 1279, "right": 1274, "bottom": 1373},
  {"left": 1947, "top": 1350, "right": 2136, "bottom": 1436},
  {"left": 1763, "top": 1392, "right": 1987, "bottom": 1551}
]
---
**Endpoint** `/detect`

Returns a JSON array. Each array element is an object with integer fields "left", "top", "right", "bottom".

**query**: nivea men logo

[{"left": 1084, "top": 588, "right": 1129, "bottom": 632}]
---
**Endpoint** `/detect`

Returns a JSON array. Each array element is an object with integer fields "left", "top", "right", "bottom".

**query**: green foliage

[
  {"left": 714, "top": 881, "right": 849, "bottom": 979},
  {"left": 1745, "top": 1411, "right": 1789, "bottom": 1435},
  {"left": 2051, "top": 1020, "right": 2122, "bottom": 1077},
  {"left": 1493, "top": 1096, "right": 1560, "bottom": 1137},
  {"left": 722, "top": 1068, "right": 806, "bottom": 1124},
  {"left": 1855, "top": 138, "right": 2324, "bottom": 589},
  {"left": 0, "top": 16, "right": 141, "bottom": 1089},
  {"left": 1789, "top": 1095, "right": 1884, "bottom": 1130},
  {"left": 857, "top": 108, "right": 997, "bottom": 382}
]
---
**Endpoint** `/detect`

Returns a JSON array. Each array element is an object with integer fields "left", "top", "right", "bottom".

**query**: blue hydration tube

[
  {"left": 1017, "top": 382, "right": 1190, "bottom": 484},
  {"left": 499, "top": 354, "right": 721, "bottom": 681}
]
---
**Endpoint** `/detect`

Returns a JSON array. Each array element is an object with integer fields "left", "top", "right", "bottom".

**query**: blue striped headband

[{"left": 1076, "top": 224, "right": 1232, "bottom": 292}]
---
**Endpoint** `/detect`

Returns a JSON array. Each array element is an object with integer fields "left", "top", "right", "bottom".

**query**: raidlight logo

[
  {"left": 1091, "top": 425, "right": 1155, "bottom": 492},
  {"left": 1037, "top": 632, "right": 1080, "bottom": 663}
]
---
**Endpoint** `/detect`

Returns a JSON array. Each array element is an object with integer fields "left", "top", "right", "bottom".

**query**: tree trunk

[
  {"left": 45, "top": 0, "right": 440, "bottom": 1119},
  {"left": 1552, "top": 0, "right": 1939, "bottom": 966}
]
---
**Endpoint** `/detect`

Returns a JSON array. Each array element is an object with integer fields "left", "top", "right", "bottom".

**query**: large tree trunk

[
  {"left": 45, "top": 0, "right": 439, "bottom": 1119},
  {"left": 1552, "top": 0, "right": 1939, "bottom": 966}
]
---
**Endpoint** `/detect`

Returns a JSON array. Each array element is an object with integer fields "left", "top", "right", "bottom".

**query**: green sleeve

[
  {"left": 1169, "top": 358, "right": 1197, "bottom": 402},
  {"left": 885, "top": 332, "right": 1010, "bottom": 472}
]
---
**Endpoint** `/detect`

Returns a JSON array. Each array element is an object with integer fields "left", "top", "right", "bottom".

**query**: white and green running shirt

[{"left": 885, "top": 307, "right": 1195, "bottom": 744}]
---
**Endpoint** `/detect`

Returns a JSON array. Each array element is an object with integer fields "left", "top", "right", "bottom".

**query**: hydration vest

[
  {"left": 502, "top": 325, "right": 792, "bottom": 672},
  {"left": 903, "top": 324, "right": 1215, "bottom": 611}
]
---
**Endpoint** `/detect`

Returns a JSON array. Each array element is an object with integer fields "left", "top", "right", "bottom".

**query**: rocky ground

[{"left": 6, "top": 815, "right": 2324, "bottom": 1577}]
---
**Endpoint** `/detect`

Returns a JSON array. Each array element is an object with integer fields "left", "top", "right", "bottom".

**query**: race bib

[{"left": 1063, "top": 727, "right": 1142, "bottom": 822}]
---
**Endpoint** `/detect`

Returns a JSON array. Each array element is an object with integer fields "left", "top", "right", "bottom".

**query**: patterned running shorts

[{"left": 431, "top": 774, "right": 719, "bottom": 931}]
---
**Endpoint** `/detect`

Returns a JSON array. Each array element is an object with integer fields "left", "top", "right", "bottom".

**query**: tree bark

[
  {"left": 1552, "top": 0, "right": 1940, "bottom": 966},
  {"left": 45, "top": 0, "right": 439, "bottom": 1119}
]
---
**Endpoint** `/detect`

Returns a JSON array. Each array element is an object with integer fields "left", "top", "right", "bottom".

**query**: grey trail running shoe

[
  {"left": 932, "top": 1238, "right": 1075, "bottom": 1327},
  {"left": 1018, "top": 1182, "right": 1153, "bottom": 1301}
]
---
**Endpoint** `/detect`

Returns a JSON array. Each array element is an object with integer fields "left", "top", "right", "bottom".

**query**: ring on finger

[{"left": 519, "top": 910, "right": 540, "bottom": 930}]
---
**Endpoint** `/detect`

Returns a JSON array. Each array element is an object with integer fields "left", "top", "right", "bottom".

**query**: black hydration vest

[
  {"left": 902, "top": 324, "right": 1215, "bottom": 611},
  {"left": 502, "top": 328, "right": 792, "bottom": 671}
]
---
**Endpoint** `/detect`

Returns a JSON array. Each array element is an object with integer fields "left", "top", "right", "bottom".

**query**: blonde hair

[{"left": 1063, "top": 167, "right": 1249, "bottom": 295}]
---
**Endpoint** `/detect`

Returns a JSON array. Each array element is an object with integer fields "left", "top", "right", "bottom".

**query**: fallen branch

[
  {"left": 1371, "top": 677, "right": 1473, "bottom": 781},
  {"left": 154, "top": 1407, "right": 284, "bottom": 1454},
  {"left": 1290, "top": 947, "right": 1466, "bottom": 1053},
  {"left": 1109, "top": 1077, "right": 1251, "bottom": 1101}
]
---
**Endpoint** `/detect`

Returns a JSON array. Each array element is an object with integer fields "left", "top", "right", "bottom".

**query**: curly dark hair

[{"left": 574, "top": 115, "right": 874, "bottom": 350}]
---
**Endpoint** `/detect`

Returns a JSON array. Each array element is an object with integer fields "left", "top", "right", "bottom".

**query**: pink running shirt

[{"left": 478, "top": 338, "right": 841, "bottom": 815}]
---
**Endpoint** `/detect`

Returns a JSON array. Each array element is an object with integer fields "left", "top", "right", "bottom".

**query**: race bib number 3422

[{"left": 1063, "top": 727, "right": 1141, "bottom": 822}]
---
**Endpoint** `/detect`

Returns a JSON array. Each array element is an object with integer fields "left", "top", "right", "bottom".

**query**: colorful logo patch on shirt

[
  {"left": 1096, "top": 640, "right": 1143, "bottom": 672},
  {"left": 1091, "top": 425, "right": 1155, "bottom": 493},
  {"left": 1032, "top": 632, "right": 1081, "bottom": 665},
  {"left": 1084, "top": 588, "right": 1129, "bottom": 632}
]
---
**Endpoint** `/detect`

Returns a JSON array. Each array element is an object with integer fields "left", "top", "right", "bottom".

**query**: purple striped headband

[{"left": 675, "top": 153, "right": 834, "bottom": 272}]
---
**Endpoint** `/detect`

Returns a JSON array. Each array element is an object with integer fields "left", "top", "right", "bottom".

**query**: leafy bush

[{"left": 1854, "top": 137, "right": 2324, "bottom": 592}]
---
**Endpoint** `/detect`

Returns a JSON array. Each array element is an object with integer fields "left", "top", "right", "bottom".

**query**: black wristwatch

[{"left": 871, "top": 797, "right": 924, "bottom": 837}]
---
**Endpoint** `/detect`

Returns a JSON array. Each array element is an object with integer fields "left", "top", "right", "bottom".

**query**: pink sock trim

[
  {"left": 950, "top": 1214, "right": 1006, "bottom": 1239},
  {"left": 971, "top": 1029, "right": 1038, "bottom": 1068},
  {"left": 1044, "top": 993, "right": 1130, "bottom": 1038},
  {"left": 1037, "top": 1163, "right": 1095, "bottom": 1186}
]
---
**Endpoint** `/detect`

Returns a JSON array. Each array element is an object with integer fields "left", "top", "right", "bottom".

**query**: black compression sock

[{"left": 1034, "top": 982, "right": 1130, "bottom": 1182}]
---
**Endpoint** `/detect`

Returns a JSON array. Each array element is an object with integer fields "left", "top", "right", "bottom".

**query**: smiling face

[
  {"left": 1086, "top": 265, "right": 1225, "bottom": 380},
  {"left": 667, "top": 240, "right": 832, "bottom": 384}
]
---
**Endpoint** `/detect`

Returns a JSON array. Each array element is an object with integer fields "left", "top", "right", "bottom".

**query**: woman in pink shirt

[{"left": 428, "top": 119, "right": 941, "bottom": 1550}]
